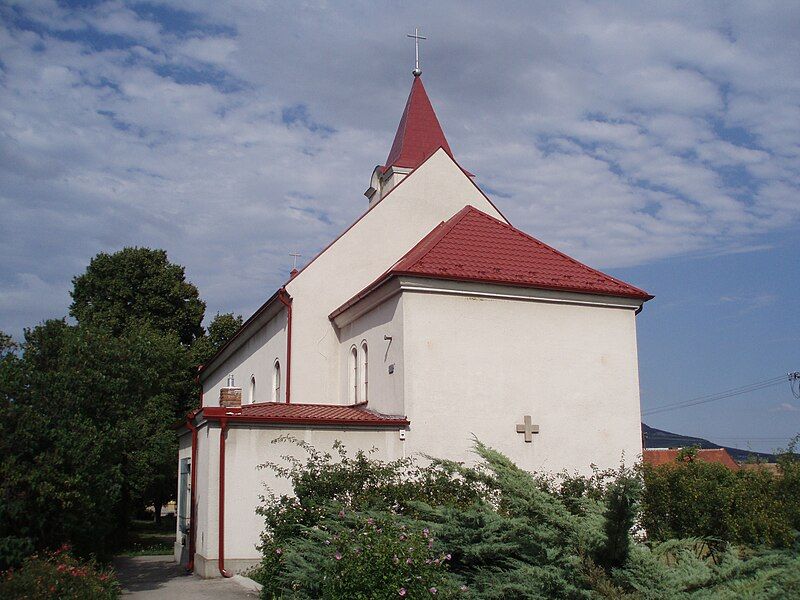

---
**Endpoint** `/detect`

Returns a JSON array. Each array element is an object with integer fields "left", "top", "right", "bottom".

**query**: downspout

[
  {"left": 187, "top": 369, "right": 203, "bottom": 572},
  {"left": 185, "top": 418, "right": 198, "bottom": 573},
  {"left": 277, "top": 288, "right": 293, "bottom": 404},
  {"left": 218, "top": 418, "right": 233, "bottom": 578}
]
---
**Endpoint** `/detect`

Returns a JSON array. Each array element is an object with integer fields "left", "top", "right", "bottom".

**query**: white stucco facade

[{"left": 179, "top": 104, "right": 650, "bottom": 577}]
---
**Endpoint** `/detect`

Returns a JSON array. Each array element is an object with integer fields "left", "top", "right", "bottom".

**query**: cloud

[
  {"left": 1, "top": 0, "right": 799, "bottom": 336},
  {"left": 771, "top": 403, "right": 800, "bottom": 413}
]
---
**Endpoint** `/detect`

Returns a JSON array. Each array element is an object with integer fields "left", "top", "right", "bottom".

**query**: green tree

[
  {"left": 191, "top": 312, "right": 243, "bottom": 367},
  {"left": 0, "top": 320, "right": 192, "bottom": 562},
  {"left": 70, "top": 247, "right": 205, "bottom": 346}
]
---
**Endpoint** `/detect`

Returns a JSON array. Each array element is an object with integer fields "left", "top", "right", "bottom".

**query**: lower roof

[{"left": 199, "top": 402, "right": 409, "bottom": 428}]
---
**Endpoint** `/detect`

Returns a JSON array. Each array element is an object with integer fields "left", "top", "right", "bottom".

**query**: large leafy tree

[
  {"left": 70, "top": 247, "right": 205, "bottom": 346},
  {"left": 0, "top": 321, "right": 193, "bottom": 561},
  {"left": 191, "top": 312, "right": 244, "bottom": 367}
]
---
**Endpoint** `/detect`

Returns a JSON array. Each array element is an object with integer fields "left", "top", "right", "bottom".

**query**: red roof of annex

[
  {"left": 199, "top": 402, "right": 409, "bottom": 427},
  {"left": 332, "top": 206, "right": 651, "bottom": 318}
]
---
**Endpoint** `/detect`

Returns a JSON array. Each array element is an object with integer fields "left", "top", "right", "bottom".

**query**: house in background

[
  {"left": 643, "top": 448, "right": 740, "bottom": 470},
  {"left": 176, "top": 71, "right": 652, "bottom": 577}
]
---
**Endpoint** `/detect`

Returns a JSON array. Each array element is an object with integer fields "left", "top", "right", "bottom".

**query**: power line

[{"left": 642, "top": 375, "right": 789, "bottom": 417}]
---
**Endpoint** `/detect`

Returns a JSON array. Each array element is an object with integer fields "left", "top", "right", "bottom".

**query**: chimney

[{"left": 220, "top": 373, "right": 242, "bottom": 408}]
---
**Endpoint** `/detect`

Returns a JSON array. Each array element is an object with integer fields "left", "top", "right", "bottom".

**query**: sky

[{"left": 1, "top": 0, "right": 798, "bottom": 452}]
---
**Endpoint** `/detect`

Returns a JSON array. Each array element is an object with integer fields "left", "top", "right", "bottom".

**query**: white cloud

[
  {"left": 771, "top": 403, "right": 800, "bottom": 413},
  {"left": 1, "top": 0, "right": 799, "bottom": 335}
]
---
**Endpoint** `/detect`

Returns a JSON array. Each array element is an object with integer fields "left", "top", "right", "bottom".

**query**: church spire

[
  {"left": 365, "top": 75, "right": 455, "bottom": 203},
  {"left": 383, "top": 76, "right": 453, "bottom": 172}
]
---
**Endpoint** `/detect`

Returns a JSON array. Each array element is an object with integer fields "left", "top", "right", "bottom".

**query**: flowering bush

[
  {"left": 323, "top": 518, "right": 461, "bottom": 599},
  {"left": 0, "top": 545, "right": 120, "bottom": 599}
]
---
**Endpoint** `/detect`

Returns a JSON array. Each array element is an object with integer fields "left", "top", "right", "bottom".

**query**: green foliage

[
  {"left": 596, "top": 473, "right": 641, "bottom": 570},
  {"left": 191, "top": 312, "right": 244, "bottom": 366},
  {"left": 70, "top": 247, "right": 205, "bottom": 346},
  {"left": 255, "top": 438, "right": 800, "bottom": 599},
  {"left": 640, "top": 455, "right": 798, "bottom": 547},
  {"left": 0, "top": 319, "right": 193, "bottom": 563},
  {"left": 0, "top": 545, "right": 120, "bottom": 599},
  {"left": 254, "top": 517, "right": 462, "bottom": 600},
  {"left": 1, "top": 248, "right": 210, "bottom": 565}
]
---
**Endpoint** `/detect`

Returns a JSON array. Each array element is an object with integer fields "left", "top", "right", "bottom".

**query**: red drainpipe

[
  {"left": 277, "top": 288, "right": 293, "bottom": 404},
  {"left": 185, "top": 417, "right": 198, "bottom": 573},
  {"left": 186, "top": 370, "right": 203, "bottom": 572},
  {"left": 218, "top": 418, "right": 233, "bottom": 578}
]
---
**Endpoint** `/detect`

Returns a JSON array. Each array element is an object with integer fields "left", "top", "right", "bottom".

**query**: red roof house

[{"left": 643, "top": 448, "right": 740, "bottom": 470}]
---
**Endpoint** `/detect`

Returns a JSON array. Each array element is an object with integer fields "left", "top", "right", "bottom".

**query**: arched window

[
  {"left": 360, "top": 341, "right": 368, "bottom": 402},
  {"left": 349, "top": 346, "right": 358, "bottom": 404},
  {"left": 272, "top": 360, "right": 281, "bottom": 402},
  {"left": 249, "top": 375, "right": 256, "bottom": 404}
]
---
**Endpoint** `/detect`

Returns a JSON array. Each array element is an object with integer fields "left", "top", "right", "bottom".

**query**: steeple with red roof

[
  {"left": 365, "top": 74, "right": 459, "bottom": 203},
  {"left": 383, "top": 76, "right": 453, "bottom": 173}
]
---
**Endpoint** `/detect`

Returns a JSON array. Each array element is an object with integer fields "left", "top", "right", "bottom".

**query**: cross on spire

[{"left": 406, "top": 27, "right": 426, "bottom": 76}]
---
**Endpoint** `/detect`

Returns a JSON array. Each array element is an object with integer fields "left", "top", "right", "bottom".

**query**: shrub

[
  {"left": 640, "top": 452, "right": 798, "bottom": 548},
  {"left": 256, "top": 438, "right": 800, "bottom": 599},
  {"left": 0, "top": 545, "right": 120, "bottom": 599}
]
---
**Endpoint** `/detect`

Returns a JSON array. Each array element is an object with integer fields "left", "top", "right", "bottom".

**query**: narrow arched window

[
  {"left": 360, "top": 341, "right": 368, "bottom": 402},
  {"left": 249, "top": 375, "right": 256, "bottom": 404},
  {"left": 349, "top": 346, "right": 358, "bottom": 404},
  {"left": 272, "top": 360, "right": 281, "bottom": 402}
]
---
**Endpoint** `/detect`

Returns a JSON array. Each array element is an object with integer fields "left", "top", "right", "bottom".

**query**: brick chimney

[{"left": 220, "top": 387, "right": 242, "bottom": 408}]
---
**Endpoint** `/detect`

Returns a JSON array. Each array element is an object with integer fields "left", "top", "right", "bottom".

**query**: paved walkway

[{"left": 113, "top": 555, "right": 259, "bottom": 599}]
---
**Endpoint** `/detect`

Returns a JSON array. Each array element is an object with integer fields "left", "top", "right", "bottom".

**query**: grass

[{"left": 115, "top": 516, "right": 176, "bottom": 557}]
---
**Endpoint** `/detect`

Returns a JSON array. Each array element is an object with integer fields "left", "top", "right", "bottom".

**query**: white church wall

[
  {"left": 174, "top": 431, "right": 192, "bottom": 564},
  {"left": 401, "top": 290, "right": 644, "bottom": 475},
  {"left": 196, "top": 426, "right": 214, "bottom": 561},
  {"left": 203, "top": 309, "right": 288, "bottom": 406},
  {"left": 195, "top": 424, "right": 405, "bottom": 576},
  {"left": 284, "top": 149, "right": 505, "bottom": 405},
  {"left": 337, "top": 294, "right": 405, "bottom": 415}
]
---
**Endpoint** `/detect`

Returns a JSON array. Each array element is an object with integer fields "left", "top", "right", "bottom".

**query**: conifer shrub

[
  {"left": 0, "top": 544, "right": 120, "bottom": 599},
  {"left": 254, "top": 437, "right": 800, "bottom": 599}
]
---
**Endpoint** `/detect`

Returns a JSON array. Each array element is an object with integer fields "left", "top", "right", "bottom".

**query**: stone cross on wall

[{"left": 516, "top": 415, "right": 539, "bottom": 443}]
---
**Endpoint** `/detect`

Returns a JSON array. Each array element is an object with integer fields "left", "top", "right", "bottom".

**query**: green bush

[
  {"left": 640, "top": 448, "right": 800, "bottom": 548},
  {"left": 0, "top": 545, "right": 120, "bottom": 599},
  {"left": 254, "top": 437, "right": 800, "bottom": 599}
]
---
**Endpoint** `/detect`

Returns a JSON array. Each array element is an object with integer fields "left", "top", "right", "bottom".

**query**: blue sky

[{"left": 1, "top": 1, "right": 798, "bottom": 452}]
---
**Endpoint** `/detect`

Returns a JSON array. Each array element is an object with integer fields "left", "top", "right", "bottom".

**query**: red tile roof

[
  {"left": 201, "top": 402, "right": 409, "bottom": 427},
  {"left": 383, "top": 76, "right": 453, "bottom": 172},
  {"left": 332, "top": 206, "right": 651, "bottom": 318},
  {"left": 643, "top": 448, "right": 740, "bottom": 470}
]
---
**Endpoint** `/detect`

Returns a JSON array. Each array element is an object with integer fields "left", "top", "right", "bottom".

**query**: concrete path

[{"left": 113, "top": 555, "right": 259, "bottom": 599}]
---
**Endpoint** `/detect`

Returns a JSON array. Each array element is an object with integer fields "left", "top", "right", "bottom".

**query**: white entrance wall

[
  {"left": 190, "top": 424, "right": 405, "bottom": 577},
  {"left": 336, "top": 294, "right": 405, "bottom": 416}
]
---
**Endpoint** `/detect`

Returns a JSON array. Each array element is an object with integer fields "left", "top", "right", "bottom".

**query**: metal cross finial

[
  {"left": 289, "top": 251, "right": 302, "bottom": 269},
  {"left": 407, "top": 27, "right": 426, "bottom": 76}
]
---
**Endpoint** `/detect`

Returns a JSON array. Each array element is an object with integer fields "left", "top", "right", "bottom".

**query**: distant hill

[{"left": 641, "top": 423, "right": 776, "bottom": 463}]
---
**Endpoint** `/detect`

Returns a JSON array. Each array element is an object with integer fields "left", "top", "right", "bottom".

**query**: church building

[{"left": 176, "top": 70, "right": 652, "bottom": 578}]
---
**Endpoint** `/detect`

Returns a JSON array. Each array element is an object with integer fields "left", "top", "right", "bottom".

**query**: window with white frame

[
  {"left": 349, "top": 346, "right": 358, "bottom": 403},
  {"left": 360, "top": 341, "right": 368, "bottom": 402},
  {"left": 272, "top": 360, "right": 281, "bottom": 402}
]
